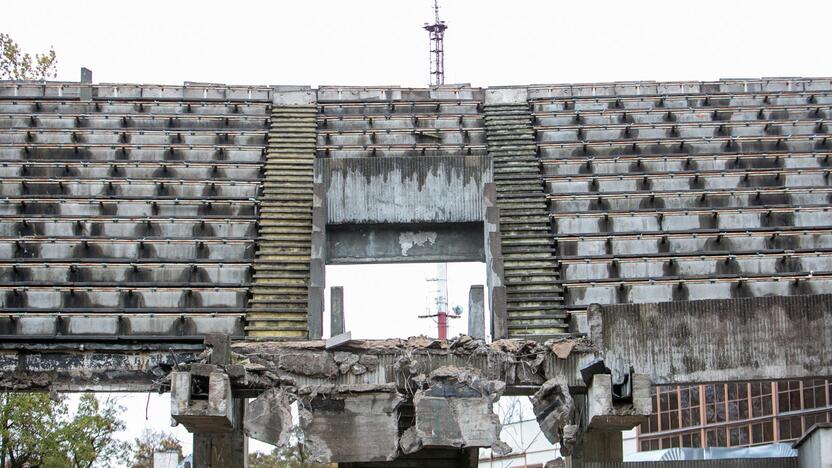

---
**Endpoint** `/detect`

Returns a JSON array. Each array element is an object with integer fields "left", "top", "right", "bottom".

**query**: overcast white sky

[
  {"left": 4, "top": 0, "right": 831, "bottom": 462},
  {"left": 4, "top": 0, "right": 832, "bottom": 87}
]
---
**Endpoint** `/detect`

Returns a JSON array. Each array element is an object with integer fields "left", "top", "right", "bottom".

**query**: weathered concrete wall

[
  {"left": 317, "top": 156, "right": 490, "bottom": 225},
  {"left": 590, "top": 294, "right": 832, "bottom": 385}
]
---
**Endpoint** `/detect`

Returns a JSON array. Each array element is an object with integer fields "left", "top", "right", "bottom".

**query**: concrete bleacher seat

[
  {"left": 533, "top": 78, "right": 832, "bottom": 311},
  {"left": 0, "top": 83, "right": 267, "bottom": 322},
  {"left": 317, "top": 87, "right": 485, "bottom": 160}
]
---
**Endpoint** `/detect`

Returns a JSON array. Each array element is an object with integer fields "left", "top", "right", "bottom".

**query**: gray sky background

[{"left": 4, "top": 0, "right": 831, "bottom": 461}]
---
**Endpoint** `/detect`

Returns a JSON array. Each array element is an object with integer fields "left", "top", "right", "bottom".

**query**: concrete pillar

[
  {"left": 308, "top": 182, "right": 326, "bottom": 339},
  {"left": 192, "top": 398, "right": 248, "bottom": 468},
  {"left": 467, "top": 285, "right": 485, "bottom": 339},
  {"left": 79, "top": 67, "right": 92, "bottom": 100},
  {"left": 568, "top": 430, "right": 622, "bottom": 466},
  {"left": 483, "top": 182, "right": 507, "bottom": 339},
  {"left": 330, "top": 286, "right": 344, "bottom": 336}
]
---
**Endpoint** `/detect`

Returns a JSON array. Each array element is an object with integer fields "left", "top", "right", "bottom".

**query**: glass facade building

[{"left": 637, "top": 378, "right": 832, "bottom": 450}]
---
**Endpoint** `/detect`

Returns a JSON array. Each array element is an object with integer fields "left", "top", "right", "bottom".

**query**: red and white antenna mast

[
  {"left": 419, "top": 264, "right": 459, "bottom": 340},
  {"left": 423, "top": 0, "right": 447, "bottom": 86}
]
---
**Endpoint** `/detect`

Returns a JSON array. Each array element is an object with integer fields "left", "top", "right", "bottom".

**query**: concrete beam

[
  {"left": 230, "top": 337, "right": 595, "bottom": 394},
  {"left": 271, "top": 87, "right": 316, "bottom": 106},
  {"left": 590, "top": 294, "right": 832, "bottom": 385},
  {"left": 0, "top": 347, "right": 203, "bottom": 392},
  {"left": 326, "top": 223, "right": 484, "bottom": 264},
  {"left": 484, "top": 87, "right": 529, "bottom": 106}
]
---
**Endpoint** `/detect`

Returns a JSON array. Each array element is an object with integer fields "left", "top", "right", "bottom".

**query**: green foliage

[
  {"left": 0, "top": 393, "right": 130, "bottom": 468},
  {"left": 0, "top": 33, "right": 57, "bottom": 80},
  {"left": 129, "top": 429, "right": 183, "bottom": 468}
]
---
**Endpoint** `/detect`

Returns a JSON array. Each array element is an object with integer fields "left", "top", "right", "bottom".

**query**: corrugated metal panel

[
  {"left": 582, "top": 460, "right": 796, "bottom": 468},
  {"left": 318, "top": 156, "right": 491, "bottom": 224}
]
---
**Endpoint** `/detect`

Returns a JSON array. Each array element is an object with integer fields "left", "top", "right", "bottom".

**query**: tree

[
  {"left": 57, "top": 394, "right": 131, "bottom": 468},
  {"left": 0, "top": 33, "right": 57, "bottom": 80},
  {"left": 129, "top": 429, "right": 183, "bottom": 468},
  {"left": 248, "top": 427, "right": 331, "bottom": 468},
  {"left": 0, "top": 393, "right": 130, "bottom": 468},
  {"left": 0, "top": 392, "right": 65, "bottom": 468}
]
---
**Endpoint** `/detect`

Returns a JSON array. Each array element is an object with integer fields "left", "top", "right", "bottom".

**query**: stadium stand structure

[{"left": 0, "top": 76, "right": 831, "bottom": 467}]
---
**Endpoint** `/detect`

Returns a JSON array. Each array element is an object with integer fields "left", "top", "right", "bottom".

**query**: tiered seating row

[
  {"left": 533, "top": 82, "right": 832, "bottom": 310},
  {"left": 0, "top": 93, "right": 268, "bottom": 317}
]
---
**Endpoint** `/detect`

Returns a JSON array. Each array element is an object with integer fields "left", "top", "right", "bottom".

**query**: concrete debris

[
  {"left": 530, "top": 376, "right": 575, "bottom": 453},
  {"left": 325, "top": 331, "right": 352, "bottom": 349},
  {"left": 333, "top": 351, "right": 359, "bottom": 374},
  {"left": 399, "top": 426, "right": 423, "bottom": 454},
  {"left": 278, "top": 353, "right": 339, "bottom": 378},
  {"left": 490, "top": 440, "right": 513, "bottom": 456},
  {"left": 0, "top": 372, "right": 51, "bottom": 390},
  {"left": 549, "top": 340, "right": 578, "bottom": 360},
  {"left": 244, "top": 388, "right": 292, "bottom": 447},
  {"left": 299, "top": 391, "right": 403, "bottom": 463},
  {"left": 544, "top": 458, "right": 566, "bottom": 468},
  {"left": 358, "top": 354, "right": 379, "bottom": 369},
  {"left": 410, "top": 366, "right": 510, "bottom": 453}
]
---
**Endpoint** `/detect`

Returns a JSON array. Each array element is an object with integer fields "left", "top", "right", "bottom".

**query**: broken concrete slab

[
  {"left": 299, "top": 390, "right": 403, "bottom": 463},
  {"left": 411, "top": 366, "right": 509, "bottom": 455},
  {"left": 326, "top": 331, "right": 352, "bottom": 349},
  {"left": 530, "top": 376, "right": 575, "bottom": 450},
  {"left": 244, "top": 388, "right": 293, "bottom": 447}
]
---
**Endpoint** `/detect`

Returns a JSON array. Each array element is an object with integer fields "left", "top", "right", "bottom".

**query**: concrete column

[
  {"left": 192, "top": 398, "right": 248, "bottom": 468},
  {"left": 330, "top": 286, "right": 344, "bottom": 336},
  {"left": 79, "top": 67, "right": 92, "bottom": 100},
  {"left": 568, "top": 430, "right": 622, "bottom": 466},
  {"left": 467, "top": 285, "right": 484, "bottom": 339},
  {"left": 483, "top": 182, "right": 507, "bottom": 339},
  {"left": 308, "top": 182, "right": 326, "bottom": 339}
]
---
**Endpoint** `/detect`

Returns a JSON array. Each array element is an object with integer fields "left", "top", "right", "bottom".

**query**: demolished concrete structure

[{"left": 1, "top": 76, "right": 831, "bottom": 466}]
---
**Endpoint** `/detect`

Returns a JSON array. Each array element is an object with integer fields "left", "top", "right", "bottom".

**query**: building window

[
  {"left": 639, "top": 379, "right": 832, "bottom": 452},
  {"left": 680, "top": 386, "right": 701, "bottom": 427},
  {"left": 778, "top": 415, "right": 802, "bottom": 441},
  {"left": 803, "top": 379, "right": 828, "bottom": 409},
  {"left": 705, "top": 384, "right": 726, "bottom": 424},
  {"left": 728, "top": 425, "right": 750, "bottom": 446},
  {"left": 726, "top": 382, "right": 749, "bottom": 421},
  {"left": 778, "top": 380, "right": 802, "bottom": 413},
  {"left": 706, "top": 427, "right": 727, "bottom": 447},
  {"left": 658, "top": 387, "right": 680, "bottom": 430},
  {"left": 750, "top": 421, "right": 774, "bottom": 445},
  {"left": 750, "top": 381, "right": 773, "bottom": 418}
]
